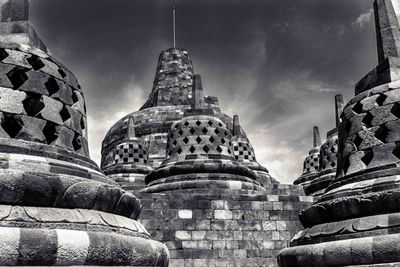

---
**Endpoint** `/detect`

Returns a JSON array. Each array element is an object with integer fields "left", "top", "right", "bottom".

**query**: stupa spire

[
  {"left": 313, "top": 126, "right": 321, "bottom": 148},
  {"left": 233, "top": 115, "right": 241, "bottom": 137},
  {"left": 191, "top": 74, "right": 205, "bottom": 110},
  {"left": 334, "top": 94, "right": 344, "bottom": 127},
  {"left": 0, "top": 0, "right": 47, "bottom": 51},
  {"left": 374, "top": 0, "right": 400, "bottom": 63},
  {"left": 173, "top": 5, "right": 176, "bottom": 48}
]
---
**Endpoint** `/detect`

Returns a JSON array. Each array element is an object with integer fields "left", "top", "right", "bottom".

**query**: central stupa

[{"left": 101, "top": 46, "right": 276, "bottom": 193}]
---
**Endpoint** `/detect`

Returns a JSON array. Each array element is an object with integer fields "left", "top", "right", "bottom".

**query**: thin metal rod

[{"left": 173, "top": 5, "right": 176, "bottom": 48}]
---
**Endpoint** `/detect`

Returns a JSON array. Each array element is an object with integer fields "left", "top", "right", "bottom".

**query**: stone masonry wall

[{"left": 137, "top": 185, "right": 312, "bottom": 267}]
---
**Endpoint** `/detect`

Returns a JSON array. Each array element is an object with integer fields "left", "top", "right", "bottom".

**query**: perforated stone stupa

[
  {"left": 0, "top": 0, "right": 169, "bottom": 265},
  {"left": 294, "top": 94, "right": 344, "bottom": 197},
  {"left": 101, "top": 47, "right": 273, "bottom": 194},
  {"left": 278, "top": 0, "right": 400, "bottom": 266},
  {"left": 102, "top": 42, "right": 313, "bottom": 266}
]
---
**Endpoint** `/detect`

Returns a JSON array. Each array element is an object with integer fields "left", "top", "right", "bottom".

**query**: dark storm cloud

[{"left": 29, "top": 0, "right": 378, "bottom": 183}]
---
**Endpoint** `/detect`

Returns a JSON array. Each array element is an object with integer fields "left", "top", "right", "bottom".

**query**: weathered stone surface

[{"left": 0, "top": 1, "right": 169, "bottom": 265}]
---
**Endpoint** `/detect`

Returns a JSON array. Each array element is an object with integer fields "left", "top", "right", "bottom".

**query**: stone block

[
  {"left": 214, "top": 210, "right": 232, "bottom": 220},
  {"left": 175, "top": 231, "right": 191, "bottom": 241},
  {"left": 178, "top": 209, "right": 193, "bottom": 219}
]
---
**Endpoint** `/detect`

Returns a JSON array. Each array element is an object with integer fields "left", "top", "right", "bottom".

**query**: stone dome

[
  {"left": 279, "top": 1, "right": 400, "bottom": 265},
  {"left": 0, "top": 1, "right": 169, "bottom": 265},
  {"left": 141, "top": 115, "right": 265, "bottom": 193},
  {"left": 293, "top": 126, "right": 321, "bottom": 186}
]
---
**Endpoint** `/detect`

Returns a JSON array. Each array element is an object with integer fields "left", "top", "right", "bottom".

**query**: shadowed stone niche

[
  {"left": 0, "top": 1, "right": 169, "bottom": 266},
  {"left": 278, "top": 1, "right": 400, "bottom": 266}
]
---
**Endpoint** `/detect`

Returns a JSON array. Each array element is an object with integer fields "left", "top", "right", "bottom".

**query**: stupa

[
  {"left": 101, "top": 46, "right": 271, "bottom": 194},
  {"left": 101, "top": 10, "right": 314, "bottom": 264},
  {"left": 0, "top": 0, "right": 169, "bottom": 265},
  {"left": 294, "top": 94, "right": 344, "bottom": 197},
  {"left": 278, "top": 0, "right": 400, "bottom": 266}
]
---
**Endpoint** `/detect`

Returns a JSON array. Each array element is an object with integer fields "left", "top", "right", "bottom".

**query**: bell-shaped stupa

[
  {"left": 294, "top": 95, "right": 344, "bottom": 196},
  {"left": 101, "top": 48, "right": 270, "bottom": 193},
  {"left": 0, "top": 1, "right": 168, "bottom": 265},
  {"left": 278, "top": 0, "right": 400, "bottom": 266},
  {"left": 293, "top": 126, "right": 321, "bottom": 188}
]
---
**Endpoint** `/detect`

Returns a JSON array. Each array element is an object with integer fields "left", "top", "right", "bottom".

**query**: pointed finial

[
  {"left": 173, "top": 5, "right": 176, "bottom": 48},
  {"left": 192, "top": 75, "right": 205, "bottom": 110},
  {"left": 0, "top": 0, "right": 47, "bottom": 51},
  {"left": 335, "top": 94, "right": 344, "bottom": 127},
  {"left": 374, "top": 0, "right": 400, "bottom": 63},
  {"left": 128, "top": 116, "right": 136, "bottom": 139},
  {"left": 313, "top": 126, "right": 321, "bottom": 148},
  {"left": 233, "top": 115, "right": 241, "bottom": 137}
]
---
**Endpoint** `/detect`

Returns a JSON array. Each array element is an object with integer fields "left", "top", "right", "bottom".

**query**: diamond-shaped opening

[
  {"left": 228, "top": 148, "right": 232, "bottom": 154},
  {"left": 80, "top": 117, "right": 86, "bottom": 130},
  {"left": 331, "top": 161, "right": 336, "bottom": 168},
  {"left": 72, "top": 133, "right": 82, "bottom": 151},
  {"left": 221, "top": 138, "right": 226, "bottom": 144},
  {"left": 376, "top": 94, "right": 387, "bottom": 106},
  {"left": 190, "top": 128, "right": 195, "bottom": 134},
  {"left": 203, "top": 145, "right": 210, "bottom": 153},
  {"left": 214, "top": 128, "right": 220, "bottom": 135},
  {"left": 7, "top": 66, "right": 28, "bottom": 89},
  {"left": 22, "top": 93, "right": 44, "bottom": 117},
  {"left": 362, "top": 112, "right": 373, "bottom": 127},
  {"left": 218, "top": 122, "right": 223, "bottom": 127},
  {"left": 202, "top": 127, "right": 208, "bottom": 134},
  {"left": 374, "top": 125, "right": 388, "bottom": 143},
  {"left": 45, "top": 78, "right": 60, "bottom": 96},
  {"left": 177, "top": 147, "right": 183, "bottom": 154},
  {"left": 353, "top": 134, "right": 362, "bottom": 148},
  {"left": 330, "top": 146, "right": 336, "bottom": 153},
  {"left": 58, "top": 68, "right": 67, "bottom": 78},
  {"left": 209, "top": 136, "right": 215, "bottom": 143},
  {"left": 361, "top": 149, "right": 373, "bottom": 166},
  {"left": 173, "top": 140, "right": 178, "bottom": 146},
  {"left": 189, "top": 145, "right": 196, "bottom": 153},
  {"left": 183, "top": 137, "right": 189, "bottom": 144},
  {"left": 196, "top": 136, "right": 202, "bottom": 144},
  {"left": 72, "top": 91, "right": 80, "bottom": 103},
  {"left": 175, "top": 123, "right": 180, "bottom": 129},
  {"left": 352, "top": 102, "right": 363, "bottom": 114},
  {"left": 27, "top": 55, "right": 45, "bottom": 70},
  {"left": 1, "top": 114, "right": 23, "bottom": 138},
  {"left": 196, "top": 120, "right": 201, "bottom": 126},
  {"left": 0, "top": 48, "right": 9, "bottom": 61},
  {"left": 178, "top": 129, "right": 183, "bottom": 136},
  {"left": 393, "top": 142, "right": 400, "bottom": 159},
  {"left": 60, "top": 106, "right": 71, "bottom": 122},
  {"left": 43, "top": 122, "right": 58, "bottom": 145},
  {"left": 208, "top": 121, "right": 213, "bottom": 126},
  {"left": 391, "top": 103, "right": 400, "bottom": 118},
  {"left": 344, "top": 120, "right": 352, "bottom": 133},
  {"left": 224, "top": 131, "right": 228, "bottom": 136},
  {"left": 216, "top": 146, "right": 223, "bottom": 153}
]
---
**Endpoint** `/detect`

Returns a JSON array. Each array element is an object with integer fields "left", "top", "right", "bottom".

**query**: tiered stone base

[
  {"left": 0, "top": 205, "right": 169, "bottom": 266},
  {"left": 137, "top": 185, "right": 312, "bottom": 267}
]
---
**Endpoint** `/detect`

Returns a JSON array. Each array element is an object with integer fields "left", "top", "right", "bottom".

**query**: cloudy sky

[{"left": 29, "top": 0, "right": 394, "bottom": 184}]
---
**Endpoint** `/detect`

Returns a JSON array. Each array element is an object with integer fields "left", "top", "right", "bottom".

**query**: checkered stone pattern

[
  {"left": 303, "top": 151, "right": 320, "bottom": 174},
  {"left": 0, "top": 45, "right": 89, "bottom": 157},
  {"left": 337, "top": 81, "right": 400, "bottom": 177},
  {"left": 319, "top": 134, "right": 338, "bottom": 172},
  {"left": 232, "top": 140, "right": 256, "bottom": 163},
  {"left": 166, "top": 115, "right": 235, "bottom": 163},
  {"left": 141, "top": 48, "right": 194, "bottom": 109},
  {"left": 113, "top": 142, "right": 148, "bottom": 165}
]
